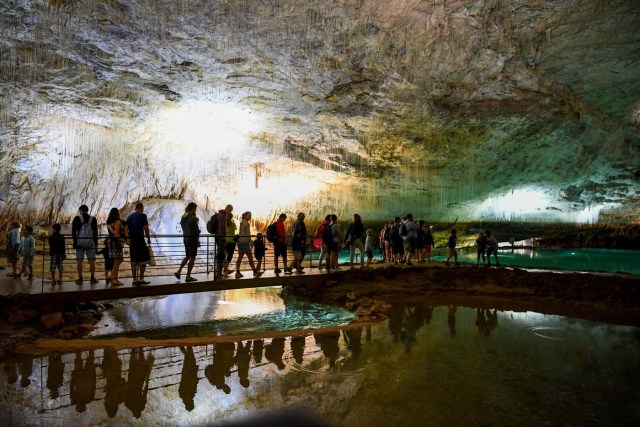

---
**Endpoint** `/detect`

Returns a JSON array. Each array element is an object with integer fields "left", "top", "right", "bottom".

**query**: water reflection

[{"left": 1, "top": 304, "right": 638, "bottom": 426}]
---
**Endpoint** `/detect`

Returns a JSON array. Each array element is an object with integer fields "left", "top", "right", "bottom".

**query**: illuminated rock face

[{"left": 0, "top": 0, "right": 638, "bottom": 227}]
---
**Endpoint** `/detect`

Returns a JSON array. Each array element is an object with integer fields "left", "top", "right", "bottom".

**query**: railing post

[{"left": 41, "top": 236, "right": 45, "bottom": 293}]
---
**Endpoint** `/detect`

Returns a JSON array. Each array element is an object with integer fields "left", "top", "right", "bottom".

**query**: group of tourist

[{"left": 3, "top": 201, "right": 502, "bottom": 285}]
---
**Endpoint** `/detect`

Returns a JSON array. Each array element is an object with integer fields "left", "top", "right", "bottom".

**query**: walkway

[{"left": 0, "top": 268, "right": 331, "bottom": 305}]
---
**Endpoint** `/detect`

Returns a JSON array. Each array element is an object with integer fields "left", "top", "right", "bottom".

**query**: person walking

[
  {"left": 329, "top": 214, "right": 343, "bottom": 270},
  {"left": 223, "top": 213, "right": 237, "bottom": 276},
  {"left": 289, "top": 212, "right": 307, "bottom": 274},
  {"left": 313, "top": 214, "right": 331, "bottom": 269},
  {"left": 273, "top": 213, "right": 292, "bottom": 276},
  {"left": 344, "top": 214, "right": 365, "bottom": 269},
  {"left": 17, "top": 225, "right": 36, "bottom": 280},
  {"left": 71, "top": 205, "right": 99, "bottom": 285},
  {"left": 234, "top": 211, "right": 261, "bottom": 278},
  {"left": 445, "top": 228, "right": 459, "bottom": 266},
  {"left": 175, "top": 202, "right": 200, "bottom": 282},
  {"left": 48, "top": 223, "right": 66, "bottom": 285},
  {"left": 476, "top": 231, "right": 488, "bottom": 265},
  {"left": 485, "top": 230, "right": 500, "bottom": 266},
  {"left": 126, "top": 203, "right": 152, "bottom": 285},
  {"left": 212, "top": 204, "right": 233, "bottom": 278},
  {"left": 106, "top": 208, "right": 128, "bottom": 286}
]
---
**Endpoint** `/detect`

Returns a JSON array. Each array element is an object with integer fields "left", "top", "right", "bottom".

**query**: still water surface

[
  {"left": 433, "top": 247, "right": 640, "bottom": 274},
  {"left": 0, "top": 289, "right": 638, "bottom": 426}
]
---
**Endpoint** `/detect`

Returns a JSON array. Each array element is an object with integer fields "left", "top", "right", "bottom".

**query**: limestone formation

[{"left": 0, "top": 0, "right": 638, "bottom": 227}]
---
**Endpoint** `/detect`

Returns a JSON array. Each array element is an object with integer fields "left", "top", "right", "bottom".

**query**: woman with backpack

[
  {"left": 313, "top": 214, "right": 331, "bottom": 269},
  {"left": 106, "top": 207, "right": 128, "bottom": 286}
]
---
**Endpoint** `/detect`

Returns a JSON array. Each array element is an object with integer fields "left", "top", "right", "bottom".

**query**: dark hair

[
  {"left": 24, "top": 225, "right": 33, "bottom": 233},
  {"left": 485, "top": 230, "right": 491, "bottom": 236},
  {"left": 394, "top": 216, "right": 400, "bottom": 223},
  {"left": 185, "top": 202, "right": 197, "bottom": 212},
  {"left": 324, "top": 214, "right": 331, "bottom": 221},
  {"left": 135, "top": 202, "right": 144, "bottom": 210},
  {"left": 330, "top": 214, "right": 338, "bottom": 222},
  {"left": 406, "top": 213, "right": 413, "bottom": 220},
  {"left": 451, "top": 228, "right": 457, "bottom": 234},
  {"left": 52, "top": 223, "right": 61, "bottom": 232},
  {"left": 353, "top": 213, "right": 362, "bottom": 223},
  {"left": 107, "top": 207, "right": 120, "bottom": 224},
  {"left": 278, "top": 213, "right": 287, "bottom": 220},
  {"left": 79, "top": 205, "right": 89, "bottom": 213}
]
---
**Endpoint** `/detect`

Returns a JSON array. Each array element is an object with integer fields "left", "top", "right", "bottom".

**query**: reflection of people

[
  {"left": 290, "top": 336, "right": 306, "bottom": 365},
  {"left": 204, "top": 342, "right": 235, "bottom": 394},
  {"left": 18, "top": 356, "right": 33, "bottom": 388},
  {"left": 402, "top": 306, "right": 425, "bottom": 353},
  {"left": 102, "top": 347, "right": 126, "bottom": 418},
  {"left": 485, "top": 309, "right": 499, "bottom": 336},
  {"left": 252, "top": 339, "right": 264, "bottom": 364},
  {"left": 179, "top": 347, "right": 199, "bottom": 411},
  {"left": 447, "top": 306, "right": 457, "bottom": 337},
  {"left": 47, "top": 354, "right": 64, "bottom": 399},
  {"left": 70, "top": 351, "right": 96, "bottom": 413},
  {"left": 388, "top": 305, "right": 405, "bottom": 343},
  {"left": 315, "top": 332, "right": 340, "bottom": 368},
  {"left": 234, "top": 341, "right": 251, "bottom": 389},
  {"left": 265, "top": 337, "right": 286, "bottom": 370},
  {"left": 125, "top": 348, "right": 155, "bottom": 418},
  {"left": 343, "top": 328, "right": 363, "bottom": 360}
]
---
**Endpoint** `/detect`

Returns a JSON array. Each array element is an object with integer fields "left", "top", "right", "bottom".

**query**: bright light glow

[
  {"left": 575, "top": 205, "right": 602, "bottom": 224},
  {"left": 476, "top": 187, "right": 551, "bottom": 221}
]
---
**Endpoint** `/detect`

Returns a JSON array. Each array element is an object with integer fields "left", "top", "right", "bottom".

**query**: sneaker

[
  {"left": 90, "top": 277, "right": 99, "bottom": 284},
  {"left": 284, "top": 267, "right": 293, "bottom": 275},
  {"left": 75, "top": 278, "right": 83, "bottom": 285},
  {"left": 223, "top": 269, "right": 233, "bottom": 276},
  {"left": 274, "top": 268, "right": 282, "bottom": 274},
  {"left": 295, "top": 269, "right": 305, "bottom": 274},
  {"left": 235, "top": 272, "right": 244, "bottom": 279},
  {"left": 253, "top": 270, "right": 262, "bottom": 277}
]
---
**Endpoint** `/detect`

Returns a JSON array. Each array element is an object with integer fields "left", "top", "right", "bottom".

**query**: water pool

[{"left": 1, "top": 302, "right": 638, "bottom": 426}]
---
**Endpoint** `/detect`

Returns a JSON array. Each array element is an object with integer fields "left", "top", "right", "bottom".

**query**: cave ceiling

[{"left": 0, "top": 0, "right": 639, "bottom": 226}]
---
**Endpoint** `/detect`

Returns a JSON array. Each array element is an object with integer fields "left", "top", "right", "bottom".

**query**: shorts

[
  {"left": 22, "top": 255, "right": 34, "bottom": 269},
  {"left": 237, "top": 242, "right": 251, "bottom": 254},
  {"left": 274, "top": 242, "right": 287, "bottom": 258},
  {"left": 366, "top": 250, "right": 373, "bottom": 261},
  {"left": 330, "top": 242, "right": 340, "bottom": 253},
  {"left": 6, "top": 244, "right": 18, "bottom": 263},
  {"left": 129, "top": 237, "right": 150, "bottom": 265},
  {"left": 391, "top": 240, "right": 404, "bottom": 255},
  {"left": 108, "top": 239, "right": 124, "bottom": 259},
  {"left": 50, "top": 255, "right": 64, "bottom": 272},
  {"left": 448, "top": 247, "right": 457, "bottom": 257},
  {"left": 76, "top": 247, "right": 96, "bottom": 262},
  {"left": 183, "top": 238, "right": 199, "bottom": 258},
  {"left": 291, "top": 238, "right": 303, "bottom": 252},
  {"left": 403, "top": 238, "right": 416, "bottom": 254}
]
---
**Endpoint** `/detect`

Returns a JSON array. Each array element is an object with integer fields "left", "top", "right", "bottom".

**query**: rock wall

[{"left": 0, "top": 0, "right": 638, "bottom": 228}]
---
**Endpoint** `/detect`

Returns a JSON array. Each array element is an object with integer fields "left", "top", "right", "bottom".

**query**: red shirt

[{"left": 276, "top": 219, "right": 286, "bottom": 244}]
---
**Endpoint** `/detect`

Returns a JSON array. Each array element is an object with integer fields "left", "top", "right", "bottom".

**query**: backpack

[
  {"left": 390, "top": 224, "right": 400, "bottom": 240},
  {"left": 322, "top": 223, "right": 334, "bottom": 246},
  {"left": 266, "top": 222, "right": 278, "bottom": 243},
  {"left": 400, "top": 222, "right": 408, "bottom": 237},
  {"left": 77, "top": 216, "right": 94, "bottom": 249},
  {"left": 206, "top": 213, "right": 219, "bottom": 234}
]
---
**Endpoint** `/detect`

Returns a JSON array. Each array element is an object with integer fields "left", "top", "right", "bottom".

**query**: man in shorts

[
  {"left": 71, "top": 204, "right": 99, "bottom": 284},
  {"left": 289, "top": 212, "right": 307, "bottom": 274},
  {"left": 274, "top": 213, "right": 292, "bottom": 276},
  {"left": 126, "top": 202, "right": 152, "bottom": 285}
]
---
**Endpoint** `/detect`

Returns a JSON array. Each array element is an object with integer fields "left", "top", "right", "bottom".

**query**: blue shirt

[{"left": 126, "top": 211, "right": 149, "bottom": 238}]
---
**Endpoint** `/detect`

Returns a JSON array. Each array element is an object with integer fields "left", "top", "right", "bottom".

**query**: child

[
  {"left": 445, "top": 228, "right": 458, "bottom": 267},
  {"left": 5, "top": 221, "right": 21, "bottom": 277},
  {"left": 364, "top": 228, "right": 375, "bottom": 266},
  {"left": 253, "top": 233, "right": 266, "bottom": 272},
  {"left": 96, "top": 238, "right": 113, "bottom": 284},
  {"left": 18, "top": 225, "right": 36, "bottom": 280},
  {"left": 48, "top": 224, "right": 66, "bottom": 285}
]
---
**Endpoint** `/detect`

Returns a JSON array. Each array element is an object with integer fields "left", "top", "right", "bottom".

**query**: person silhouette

[
  {"left": 102, "top": 347, "right": 126, "bottom": 418},
  {"left": 388, "top": 304, "right": 405, "bottom": 343},
  {"left": 315, "top": 332, "right": 340, "bottom": 368},
  {"left": 18, "top": 356, "right": 33, "bottom": 388},
  {"left": 124, "top": 348, "right": 155, "bottom": 418},
  {"left": 179, "top": 347, "right": 199, "bottom": 411},
  {"left": 343, "top": 328, "right": 363, "bottom": 360},
  {"left": 485, "top": 309, "right": 499, "bottom": 336},
  {"left": 265, "top": 337, "right": 286, "bottom": 370},
  {"left": 70, "top": 351, "right": 96, "bottom": 413},
  {"left": 447, "top": 306, "right": 457, "bottom": 337},
  {"left": 46, "top": 354, "right": 64, "bottom": 399},
  {"left": 204, "top": 342, "right": 235, "bottom": 394},
  {"left": 234, "top": 341, "right": 251, "bottom": 389},
  {"left": 290, "top": 336, "right": 306, "bottom": 365},
  {"left": 252, "top": 340, "right": 264, "bottom": 364},
  {"left": 476, "top": 308, "right": 488, "bottom": 336}
]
